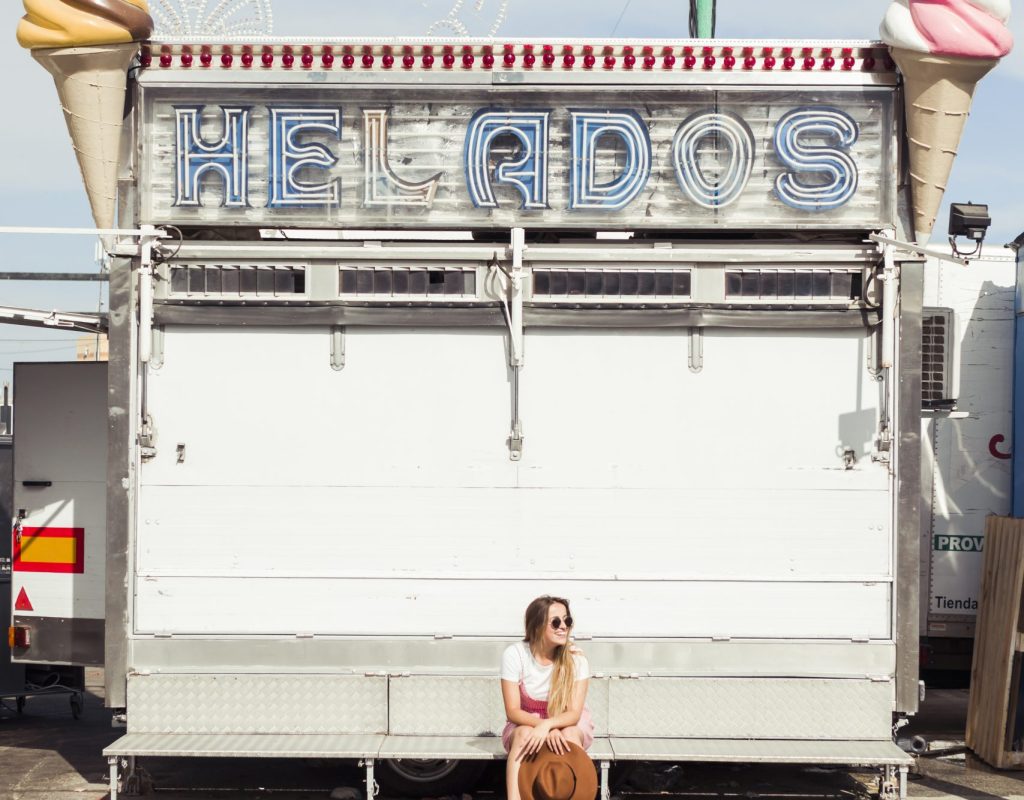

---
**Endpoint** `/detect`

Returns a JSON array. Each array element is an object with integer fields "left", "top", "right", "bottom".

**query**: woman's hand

[
  {"left": 517, "top": 720, "right": 552, "bottom": 760},
  {"left": 545, "top": 727, "right": 570, "bottom": 755}
]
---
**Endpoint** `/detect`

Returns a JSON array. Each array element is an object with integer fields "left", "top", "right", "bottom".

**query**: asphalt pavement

[{"left": 2, "top": 670, "right": 1024, "bottom": 799}]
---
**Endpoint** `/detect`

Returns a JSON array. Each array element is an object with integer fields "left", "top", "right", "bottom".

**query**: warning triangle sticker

[{"left": 14, "top": 587, "right": 33, "bottom": 612}]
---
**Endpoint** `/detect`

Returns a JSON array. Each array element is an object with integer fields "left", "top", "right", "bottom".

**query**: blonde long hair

[{"left": 524, "top": 595, "right": 577, "bottom": 716}]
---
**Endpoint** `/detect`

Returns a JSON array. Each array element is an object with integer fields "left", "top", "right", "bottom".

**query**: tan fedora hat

[{"left": 518, "top": 743, "right": 597, "bottom": 800}]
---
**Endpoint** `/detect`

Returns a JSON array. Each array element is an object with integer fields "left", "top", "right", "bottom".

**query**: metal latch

[
  {"left": 140, "top": 414, "right": 157, "bottom": 461},
  {"left": 508, "top": 423, "right": 524, "bottom": 461}
]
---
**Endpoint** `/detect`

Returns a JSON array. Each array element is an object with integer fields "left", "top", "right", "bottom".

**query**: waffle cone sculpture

[
  {"left": 17, "top": 1, "right": 153, "bottom": 231},
  {"left": 880, "top": 0, "right": 1012, "bottom": 243}
]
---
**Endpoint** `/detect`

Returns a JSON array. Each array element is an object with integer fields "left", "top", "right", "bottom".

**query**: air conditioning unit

[{"left": 922, "top": 307, "right": 958, "bottom": 409}]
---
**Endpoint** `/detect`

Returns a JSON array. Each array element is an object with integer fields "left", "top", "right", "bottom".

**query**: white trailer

[
  {"left": 8, "top": 38, "right": 922, "bottom": 799},
  {"left": 919, "top": 250, "right": 1016, "bottom": 667}
]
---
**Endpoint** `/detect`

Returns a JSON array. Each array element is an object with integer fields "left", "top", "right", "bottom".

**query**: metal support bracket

[
  {"left": 108, "top": 756, "right": 118, "bottom": 800},
  {"left": 873, "top": 241, "right": 898, "bottom": 465},
  {"left": 868, "top": 232, "right": 968, "bottom": 267},
  {"left": 688, "top": 327, "right": 704, "bottom": 373},
  {"left": 331, "top": 326, "right": 346, "bottom": 371},
  {"left": 138, "top": 225, "right": 158, "bottom": 365},
  {"left": 362, "top": 758, "right": 378, "bottom": 800},
  {"left": 150, "top": 325, "right": 165, "bottom": 370},
  {"left": 507, "top": 228, "right": 526, "bottom": 461},
  {"left": 600, "top": 760, "right": 611, "bottom": 800}
]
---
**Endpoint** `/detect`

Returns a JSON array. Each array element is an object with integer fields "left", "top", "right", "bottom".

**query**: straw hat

[{"left": 518, "top": 743, "right": 597, "bottom": 800}]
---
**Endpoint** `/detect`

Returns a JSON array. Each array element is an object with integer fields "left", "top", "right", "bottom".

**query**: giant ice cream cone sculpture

[
  {"left": 880, "top": 0, "right": 1013, "bottom": 243},
  {"left": 17, "top": 1, "right": 154, "bottom": 231}
]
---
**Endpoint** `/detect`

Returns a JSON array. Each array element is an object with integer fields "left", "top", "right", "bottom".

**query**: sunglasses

[{"left": 550, "top": 616, "right": 574, "bottom": 630}]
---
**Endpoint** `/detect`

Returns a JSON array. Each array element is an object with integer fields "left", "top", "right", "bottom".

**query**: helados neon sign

[{"left": 172, "top": 105, "right": 861, "bottom": 214}]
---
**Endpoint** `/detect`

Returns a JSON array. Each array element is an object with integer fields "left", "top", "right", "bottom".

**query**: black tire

[{"left": 376, "top": 758, "right": 486, "bottom": 797}]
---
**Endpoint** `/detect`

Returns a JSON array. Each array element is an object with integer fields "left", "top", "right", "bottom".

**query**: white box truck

[{"left": 9, "top": 37, "right": 928, "bottom": 799}]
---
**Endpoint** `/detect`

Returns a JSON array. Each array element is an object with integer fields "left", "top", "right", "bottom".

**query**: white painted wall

[{"left": 136, "top": 326, "right": 891, "bottom": 639}]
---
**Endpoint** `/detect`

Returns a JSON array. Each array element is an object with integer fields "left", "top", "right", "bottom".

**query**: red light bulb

[
  {"left": 281, "top": 51, "right": 293, "bottom": 68},
  {"left": 181, "top": 52, "right": 193, "bottom": 67},
  {"left": 261, "top": 51, "right": 273, "bottom": 67},
  {"left": 643, "top": 54, "right": 655, "bottom": 68},
  {"left": 563, "top": 53, "right": 575, "bottom": 67},
  {"left": 583, "top": 54, "right": 596, "bottom": 68},
  {"left": 503, "top": 52, "right": 514, "bottom": 66},
  {"left": 423, "top": 54, "right": 435, "bottom": 68},
  {"left": 783, "top": 56, "right": 795, "bottom": 69},
  {"left": 542, "top": 51, "right": 555, "bottom": 66},
  {"left": 301, "top": 52, "right": 313, "bottom": 68},
  {"left": 703, "top": 55, "right": 715, "bottom": 69},
  {"left": 764, "top": 56, "right": 776, "bottom": 69},
  {"left": 842, "top": 56, "right": 855, "bottom": 70},
  {"left": 743, "top": 56, "right": 755, "bottom": 69},
  {"left": 683, "top": 55, "right": 695, "bottom": 69},
  {"left": 241, "top": 51, "right": 253, "bottom": 67},
  {"left": 221, "top": 52, "right": 233, "bottom": 67},
  {"left": 463, "top": 53, "right": 474, "bottom": 67},
  {"left": 802, "top": 56, "right": 815, "bottom": 69},
  {"left": 823, "top": 56, "right": 835, "bottom": 70},
  {"left": 160, "top": 52, "right": 172, "bottom": 67},
  {"left": 604, "top": 55, "right": 616, "bottom": 69},
  {"left": 623, "top": 54, "right": 635, "bottom": 68},
  {"left": 724, "top": 55, "right": 735, "bottom": 69},
  {"left": 863, "top": 56, "right": 876, "bottom": 70},
  {"left": 402, "top": 54, "right": 414, "bottom": 68},
  {"left": 443, "top": 53, "right": 455, "bottom": 68},
  {"left": 383, "top": 54, "right": 394, "bottom": 68},
  {"left": 341, "top": 53, "right": 354, "bottom": 68},
  {"left": 362, "top": 54, "right": 374, "bottom": 67}
]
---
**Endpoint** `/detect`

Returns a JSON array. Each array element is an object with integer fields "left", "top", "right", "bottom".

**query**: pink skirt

[{"left": 501, "top": 683, "right": 595, "bottom": 752}]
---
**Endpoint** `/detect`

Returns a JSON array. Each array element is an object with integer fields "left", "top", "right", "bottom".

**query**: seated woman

[{"left": 501, "top": 595, "right": 594, "bottom": 800}]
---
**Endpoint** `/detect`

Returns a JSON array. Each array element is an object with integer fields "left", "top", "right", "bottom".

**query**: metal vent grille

[
  {"left": 169, "top": 264, "right": 306, "bottom": 297},
  {"left": 922, "top": 307, "right": 955, "bottom": 407},
  {"left": 339, "top": 267, "right": 477, "bottom": 298},
  {"left": 724, "top": 269, "right": 861, "bottom": 301},
  {"left": 531, "top": 269, "right": 691, "bottom": 298}
]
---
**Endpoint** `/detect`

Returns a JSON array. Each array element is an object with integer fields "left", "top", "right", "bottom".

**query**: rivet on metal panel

[
  {"left": 688, "top": 328, "right": 703, "bottom": 373},
  {"left": 331, "top": 326, "right": 346, "bottom": 370}
]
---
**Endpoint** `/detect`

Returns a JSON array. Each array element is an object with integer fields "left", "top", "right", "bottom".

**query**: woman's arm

[
  {"left": 543, "top": 678, "right": 589, "bottom": 730},
  {"left": 501, "top": 679, "right": 545, "bottom": 728},
  {"left": 520, "top": 679, "right": 589, "bottom": 758}
]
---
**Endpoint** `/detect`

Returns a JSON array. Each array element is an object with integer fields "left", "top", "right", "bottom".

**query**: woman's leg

[
  {"left": 561, "top": 726, "right": 584, "bottom": 748},
  {"left": 506, "top": 726, "right": 531, "bottom": 800}
]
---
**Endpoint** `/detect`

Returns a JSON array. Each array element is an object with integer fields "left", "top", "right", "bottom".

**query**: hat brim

[{"left": 518, "top": 742, "right": 598, "bottom": 800}]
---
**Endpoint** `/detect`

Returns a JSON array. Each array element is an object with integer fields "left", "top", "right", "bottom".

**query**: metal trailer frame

[{"left": 22, "top": 35, "right": 915, "bottom": 799}]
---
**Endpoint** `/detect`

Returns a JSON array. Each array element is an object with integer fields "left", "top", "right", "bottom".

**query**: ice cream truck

[{"left": 6, "top": 1, "right": 1015, "bottom": 798}]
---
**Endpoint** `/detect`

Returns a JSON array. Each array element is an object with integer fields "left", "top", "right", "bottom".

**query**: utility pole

[{"left": 691, "top": 0, "right": 715, "bottom": 38}]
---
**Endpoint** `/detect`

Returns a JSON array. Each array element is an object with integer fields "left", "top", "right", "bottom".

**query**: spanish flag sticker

[{"left": 13, "top": 527, "right": 85, "bottom": 574}]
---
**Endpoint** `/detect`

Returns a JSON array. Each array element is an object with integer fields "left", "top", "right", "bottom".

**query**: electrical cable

[{"left": 610, "top": 0, "right": 635, "bottom": 36}]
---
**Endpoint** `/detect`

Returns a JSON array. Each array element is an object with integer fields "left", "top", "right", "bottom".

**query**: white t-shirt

[{"left": 500, "top": 641, "right": 590, "bottom": 702}]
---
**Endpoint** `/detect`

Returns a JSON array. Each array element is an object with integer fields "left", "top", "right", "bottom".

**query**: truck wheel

[{"left": 376, "top": 758, "right": 486, "bottom": 797}]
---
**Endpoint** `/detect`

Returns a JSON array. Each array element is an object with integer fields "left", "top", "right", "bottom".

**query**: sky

[{"left": 0, "top": 0, "right": 1021, "bottom": 387}]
